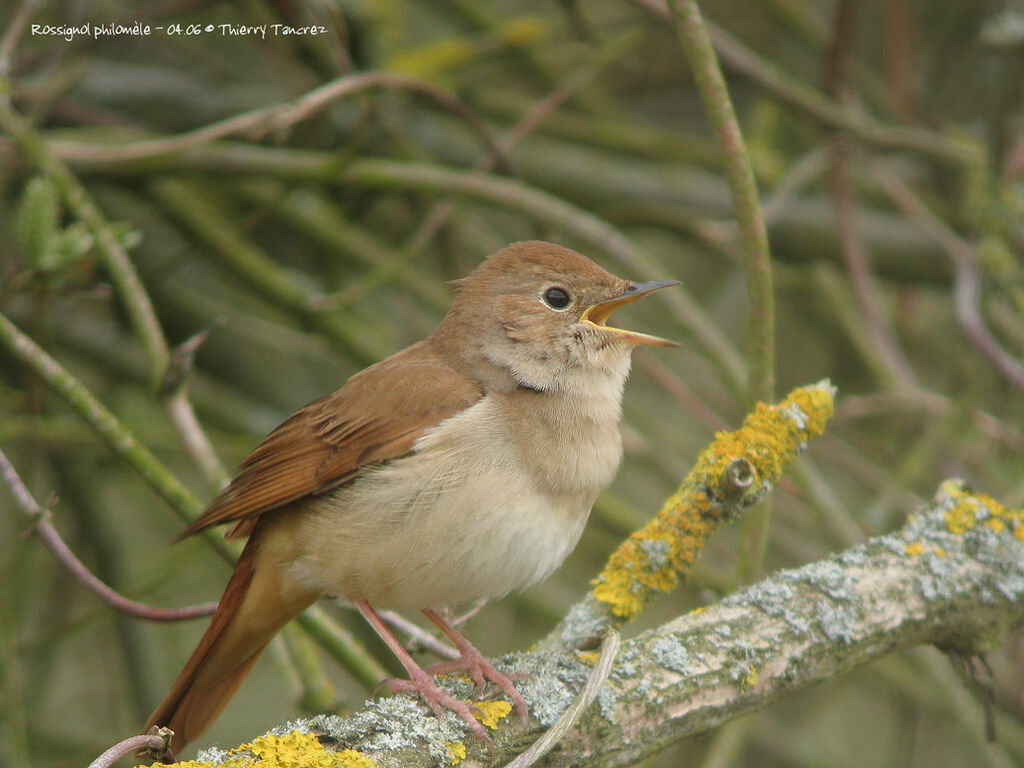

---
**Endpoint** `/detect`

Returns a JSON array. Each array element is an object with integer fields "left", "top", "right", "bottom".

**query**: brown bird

[{"left": 144, "top": 241, "right": 677, "bottom": 752}]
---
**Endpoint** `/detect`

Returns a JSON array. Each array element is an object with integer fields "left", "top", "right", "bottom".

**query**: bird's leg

[
  {"left": 354, "top": 600, "right": 492, "bottom": 743},
  {"left": 422, "top": 608, "right": 529, "bottom": 725}
]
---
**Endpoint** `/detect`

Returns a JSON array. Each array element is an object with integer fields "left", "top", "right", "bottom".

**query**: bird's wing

[{"left": 178, "top": 341, "right": 483, "bottom": 540}]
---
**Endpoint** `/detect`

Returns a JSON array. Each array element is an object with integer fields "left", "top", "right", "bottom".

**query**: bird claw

[
  {"left": 425, "top": 647, "right": 530, "bottom": 726},
  {"left": 385, "top": 668, "right": 493, "bottom": 743}
]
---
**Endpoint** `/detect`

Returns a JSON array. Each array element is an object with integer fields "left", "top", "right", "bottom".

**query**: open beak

[{"left": 580, "top": 280, "right": 680, "bottom": 347}]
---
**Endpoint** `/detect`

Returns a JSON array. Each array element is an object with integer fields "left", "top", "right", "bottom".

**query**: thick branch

[{"left": 137, "top": 480, "right": 1024, "bottom": 767}]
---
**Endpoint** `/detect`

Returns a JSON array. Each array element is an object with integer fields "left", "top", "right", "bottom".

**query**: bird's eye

[{"left": 542, "top": 286, "right": 571, "bottom": 310}]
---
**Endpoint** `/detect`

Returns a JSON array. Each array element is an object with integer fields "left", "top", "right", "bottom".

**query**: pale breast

[{"left": 285, "top": 389, "right": 623, "bottom": 611}]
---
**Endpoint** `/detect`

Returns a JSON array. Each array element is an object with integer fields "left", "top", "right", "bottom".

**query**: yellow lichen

[
  {"left": 941, "top": 482, "right": 1024, "bottom": 544},
  {"left": 946, "top": 501, "right": 979, "bottom": 534},
  {"left": 576, "top": 650, "right": 601, "bottom": 665},
  {"left": 592, "top": 382, "right": 835, "bottom": 620},
  {"left": 445, "top": 741, "right": 466, "bottom": 765},
  {"left": 252, "top": 733, "right": 375, "bottom": 768},
  {"left": 904, "top": 542, "right": 925, "bottom": 556},
  {"left": 739, "top": 664, "right": 758, "bottom": 690},
  {"left": 472, "top": 699, "right": 512, "bottom": 730},
  {"left": 136, "top": 732, "right": 375, "bottom": 768},
  {"left": 944, "top": 484, "right": 1015, "bottom": 534},
  {"left": 334, "top": 751, "right": 377, "bottom": 768}
]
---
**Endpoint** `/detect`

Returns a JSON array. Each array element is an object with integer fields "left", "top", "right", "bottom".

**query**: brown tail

[{"left": 144, "top": 531, "right": 318, "bottom": 754}]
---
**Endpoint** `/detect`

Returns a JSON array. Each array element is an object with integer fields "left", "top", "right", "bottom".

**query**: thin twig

[
  {"left": 52, "top": 146, "right": 748, "bottom": 393},
  {"left": 630, "top": 0, "right": 979, "bottom": 167},
  {"left": 295, "top": 606, "right": 392, "bottom": 688},
  {"left": 398, "top": 28, "right": 644, "bottom": 263},
  {"left": 379, "top": 610, "right": 460, "bottom": 660},
  {"left": 502, "top": 629, "right": 621, "bottom": 768},
  {"left": 836, "top": 390, "right": 1024, "bottom": 453},
  {"left": 761, "top": 146, "right": 830, "bottom": 226},
  {"left": 52, "top": 71, "right": 508, "bottom": 172},
  {"left": 828, "top": 141, "right": 917, "bottom": 385},
  {"left": 450, "top": 599, "right": 488, "bottom": 627},
  {"left": 148, "top": 177, "right": 384, "bottom": 363},
  {"left": 0, "top": 448, "right": 218, "bottom": 621},
  {"left": 824, "top": 0, "right": 916, "bottom": 386},
  {"left": 874, "top": 165, "right": 1024, "bottom": 392},
  {"left": 163, "top": 326, "right": 231, "bottom": 490},
  {"left": 88, "top": 732, "right": 171, "bottom": 768}
]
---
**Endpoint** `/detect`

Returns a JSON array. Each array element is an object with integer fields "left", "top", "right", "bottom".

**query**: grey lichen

[
  {"left": 730, "top": 579, "right": 812, "bottom": 633},
  {"left": 512, "top": 649, "right": 590, "bottom": 727},
  {"left": 557, "top": 600, "right": 608, "bottom": 649},
  {"left": 650, "top": 635, "right": 691, "bottom": 674},
  {"left": 779, "top": 401, "right": 809, "bottom": 430},
  {"left": 193, "top": 746, "right": 236, "bottom": 766},
  {"left": 796, "top": 559, "right": 858, "bottom": 602},
  {"left": 639, "top": 537, "right": 672, "bottom": 570},
  {"left": 814, "top": 599, "right": 859, "bottom": 644},
  {"left": 289, "top": 692, "right": 469, "bottom": 762}
]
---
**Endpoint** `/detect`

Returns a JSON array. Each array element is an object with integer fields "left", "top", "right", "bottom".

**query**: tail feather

[{"left": 144, "top": 532, "right": 317, "bottom": 754}]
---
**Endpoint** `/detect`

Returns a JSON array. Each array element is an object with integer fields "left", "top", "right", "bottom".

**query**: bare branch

[
  {"left": 90, "top": 730, "right": 172, "bottom": 768},
  {"left": 0, "top": 448, "right": 218, "bottom": 622}
]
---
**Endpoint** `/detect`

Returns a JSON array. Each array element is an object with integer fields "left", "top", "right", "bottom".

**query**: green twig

[
  {"left": 235, "top": 180, "right": 450, "bottom": 312},
  {"left": 49, "top": 71, "right": 508, "bottom": 173},
  {"left": 296, "top": 606, "right": 391, "bottom": 690},
  {"left": 277, "top": 625, "right": 338, "bottom": 713},
  {"left": 671, "top": 0, "right": 775, "bottom": 407},
  {"left": 148, "top": 177, "right": 384, "bottom": 364},
  {"left": 399, "top": 28, "right": 646, "bottom": 265},
  {"left": 0, "top": 309, "right": 212, "bottom": 533}
]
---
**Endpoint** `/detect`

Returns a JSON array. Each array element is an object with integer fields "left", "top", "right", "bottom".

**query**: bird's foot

[
  {"left": 426, "top": 646, "right": 530, "bottom": 725},
  {"left": 385, "top": 667, "right": 493, "bottom": 743}
]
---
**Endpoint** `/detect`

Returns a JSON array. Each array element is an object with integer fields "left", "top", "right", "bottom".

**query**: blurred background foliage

[{"left": 1, "top": 0, "right": 1023, "bottom": 766}]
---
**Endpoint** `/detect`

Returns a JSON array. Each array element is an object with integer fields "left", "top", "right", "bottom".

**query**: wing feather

[{"left": 179, "top": 341, "right": 482, "bottom": 541}]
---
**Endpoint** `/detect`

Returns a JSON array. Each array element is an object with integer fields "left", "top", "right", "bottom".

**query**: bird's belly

[{"left": 284, "top": 398, "right": 614, "bottom": 611}]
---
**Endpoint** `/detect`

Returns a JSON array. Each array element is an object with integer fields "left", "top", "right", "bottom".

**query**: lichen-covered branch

[
  {"left": 544, "top": 379, "right": 836, "bottom": 651},
  {"left": 133, "top": 479, "right": 1024, "bottom": 768}
]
